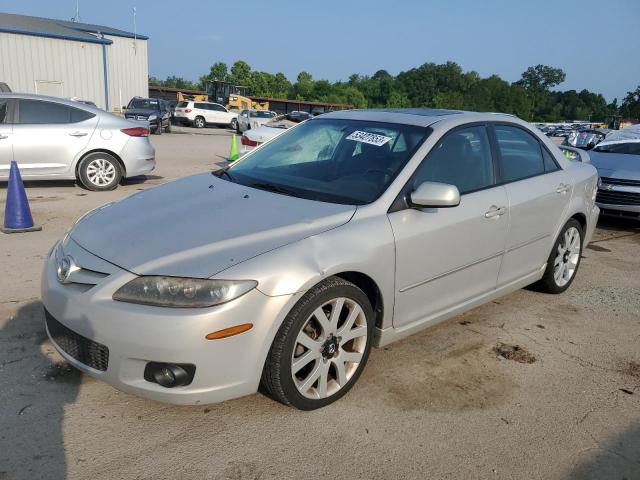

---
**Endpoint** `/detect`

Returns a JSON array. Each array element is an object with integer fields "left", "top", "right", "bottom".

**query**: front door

[
  {"left": 11, "top": 99, "right": 98, "bottom": 177},
  {"left": 389, "top": 124, "right": 509, "bottom": 328},
  {"left": 492, "top": 124, "right": 573, "bottom": 286}
]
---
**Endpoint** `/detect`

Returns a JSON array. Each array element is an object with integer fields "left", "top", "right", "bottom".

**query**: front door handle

[
  {"left": 484, "top": 205, "right": 507, "bottom": 219},
  {"left": 69, "top": 132, "right": 88, "bottom": 137},
  {"left": 0, "top": 134, "right": 8, "bottom": 140},
  {"left": 556, "top": 183, "right": 571, "bottom": 194}
]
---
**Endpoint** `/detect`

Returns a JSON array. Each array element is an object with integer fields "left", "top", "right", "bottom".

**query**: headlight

[
  {"left": 148, "top": 115, "right": 157, "bottom": 120},
  {"left": 112, "top": 277, "right": 257, "bottom": 308}
]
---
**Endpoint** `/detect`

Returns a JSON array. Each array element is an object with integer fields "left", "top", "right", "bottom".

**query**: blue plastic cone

[{"left": 2, "top": 161, "right": 41, "bottom": 233}]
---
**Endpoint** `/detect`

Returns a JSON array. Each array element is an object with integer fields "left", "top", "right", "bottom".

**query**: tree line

[{"left": 149, "top": 61, "right": 639, "bottom": 123}]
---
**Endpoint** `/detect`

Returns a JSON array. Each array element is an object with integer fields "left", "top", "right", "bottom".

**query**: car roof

[
  {"left": 320, "top": 108, "right": 518, "bottom": 127},
  {"left": 0, "top": 92, "right": 99, "bottom": 111}
]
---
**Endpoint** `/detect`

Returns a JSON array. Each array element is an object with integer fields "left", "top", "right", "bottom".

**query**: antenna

[{"left": 71, "top": 0, "right": 81, "bottom": 22}]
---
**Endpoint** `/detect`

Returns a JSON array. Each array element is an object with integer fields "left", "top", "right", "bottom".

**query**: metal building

[{"left": 0, "top": 12, "right": 148, "bottom": 111}]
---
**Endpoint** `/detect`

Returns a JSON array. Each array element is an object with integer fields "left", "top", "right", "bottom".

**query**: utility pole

[{"left": 132, "top": 7, "right": 137, "bottom": 55}]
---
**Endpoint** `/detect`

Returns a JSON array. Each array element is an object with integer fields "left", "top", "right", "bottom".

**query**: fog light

[{"left": 144, "top": 362, "right": 195, "bottom": 388}]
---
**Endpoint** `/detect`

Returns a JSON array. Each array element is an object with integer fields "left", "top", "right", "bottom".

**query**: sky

[{"left": 1, "top": 0, "right": 639, "bottom": 102}]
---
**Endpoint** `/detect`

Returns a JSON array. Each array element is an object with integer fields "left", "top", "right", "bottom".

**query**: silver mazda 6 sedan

[{"left": 42, "top": 109, "right": 599, "bottom": 410}]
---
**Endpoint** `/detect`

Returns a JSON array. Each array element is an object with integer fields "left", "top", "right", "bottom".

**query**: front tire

[
  {"left": 261, "top": 277, "right": 374, "bottom": 410},
  {"left": 536, "top": 219, "right": 583, "bottom": 293},
  {"left": 77, "top": 152, "right": 122, "bottom": 191}
]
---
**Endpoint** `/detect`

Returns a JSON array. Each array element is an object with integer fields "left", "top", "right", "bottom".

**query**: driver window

[{"left": 413, "top": 125, "right": 495, "bottom": 194}]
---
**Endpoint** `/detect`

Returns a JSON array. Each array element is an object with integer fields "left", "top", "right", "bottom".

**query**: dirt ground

[{"left": 1, "top": 128, "right": 639, "bottom": 480}]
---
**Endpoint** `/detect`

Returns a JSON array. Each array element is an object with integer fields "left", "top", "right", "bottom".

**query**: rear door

[
  {"left": 493, "top": 123, "right": 572, "bottom": 286},
  {"left": 11, "top": 99, "right": 98, "bottom": 177},
  {"left": 0, "top": 98, "right": 13, "bottom": 176},
  {"left": 211, "top": 103, "right": 230, "bottom": 124},
  {"left": 389, "top": 124, "right": 509, "bottom": 328}
]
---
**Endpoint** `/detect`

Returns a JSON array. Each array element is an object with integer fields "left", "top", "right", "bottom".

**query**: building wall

[
  {"left": 0, "top": 32, "right": 106, "bottom": 107},
  {"left": 104, "top": 34, "right": 148, "bottom": 112}
]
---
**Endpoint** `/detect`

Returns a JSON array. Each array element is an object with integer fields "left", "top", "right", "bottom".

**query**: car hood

[
  {"left": 589, "top": 151, "right": 640, "bottom": 180},
  {"left": 70, "top": 173, "right": 356, "bottom": 278},
  {"left": 245, "top": 125, "right": 288, "bottom": 143}
]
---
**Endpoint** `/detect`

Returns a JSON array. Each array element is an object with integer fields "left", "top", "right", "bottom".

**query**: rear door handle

[
  {"left": 484, "top": 205, "right": 507, "bottom": 219},
  {"left": 69, "top": 132, "right": 88, "bottom": 137},
  {"left": 556, "top": 183, "right": 571, "bottom": 194}
]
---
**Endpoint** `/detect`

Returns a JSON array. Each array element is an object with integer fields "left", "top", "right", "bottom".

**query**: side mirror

[
  {"left": 410, "top": 182, "right": 460, "bottom": 208},
  {"left": 122, "top": 106, "right": 127, "bottom": 111}
]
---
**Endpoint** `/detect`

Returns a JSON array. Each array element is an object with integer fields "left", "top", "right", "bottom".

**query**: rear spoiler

[{"left": 558, "top": 145, "right": 591, "bottom": 164}]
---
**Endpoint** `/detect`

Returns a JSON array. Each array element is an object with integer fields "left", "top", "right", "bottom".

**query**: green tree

[
  {"left": 516, "top": 65, "right": 566, "bottom": 91},
  {"left": 621, "top": 85, "right": 640, "bottom": 120},
  {"left": 294, "top": 71, "right": 314, "bottom": 100},
  {"left": 229, "top": 60, "right": 252, "bottom": 85}
]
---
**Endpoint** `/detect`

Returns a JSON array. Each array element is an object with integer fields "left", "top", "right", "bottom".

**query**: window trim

[
  {"left": 0, "top": 98, "right": 16, "bottom": 124},
  {"left": 490, "top": 122, "right": 563, "bottom": 186}
]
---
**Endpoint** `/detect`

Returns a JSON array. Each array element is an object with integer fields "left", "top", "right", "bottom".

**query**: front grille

[
  {"left": 600, "top": 177, "right": 640, "bottom": 187},
  {"left": 45, "top": 310, "right": 109, "bottom": 371},
  {"left": 596, "top": 190, "right": 640, "bottom": 206}
]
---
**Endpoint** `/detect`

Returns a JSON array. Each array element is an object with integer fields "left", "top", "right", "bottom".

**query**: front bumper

[
  {"left": 41, "top": 240, "right": 295, "bottom": 405},
  {"left": 585, "top": 205, "right": 600, "bottom": 246}
]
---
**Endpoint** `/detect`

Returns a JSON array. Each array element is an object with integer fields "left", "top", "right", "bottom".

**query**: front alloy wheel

[{"left": 261, "top": 277, "right": 374, "bottom": 410}]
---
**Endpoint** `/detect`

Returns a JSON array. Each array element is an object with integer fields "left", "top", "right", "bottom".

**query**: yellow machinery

[
  {"left": 227, "top": 93, "right": 269, "bottom": 112},
  {"left": 177, "top": 91, "right": 209, "bottom": 102}
]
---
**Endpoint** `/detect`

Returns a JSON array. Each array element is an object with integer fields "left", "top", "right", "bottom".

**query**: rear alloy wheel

[
  {"left": 536, "top": 219, "right": 583, "bottom": 293},
  {"left": 78, "top": 153, "right": 122, "bottom": 191},
  {"left": 261, "top": 277, "right": 373, "bottom": 410},
  {"left": 194, "top": 116, "right": 205, "bottom": 128}
]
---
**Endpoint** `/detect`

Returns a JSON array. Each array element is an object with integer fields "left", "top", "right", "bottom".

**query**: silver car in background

[
  {"left": 0, "top": 93, "right": 155, "bottom": 190},
  {"left": 42, "top": 109, "right": 599, "bottom": 410},
  {"left": 236, "top": 109, "right": 277, "bottom": 133}
]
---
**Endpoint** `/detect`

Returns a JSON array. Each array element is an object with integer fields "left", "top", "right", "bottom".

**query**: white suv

[{"left": 174, "top": 101, "right": 238, "bottom": 129}]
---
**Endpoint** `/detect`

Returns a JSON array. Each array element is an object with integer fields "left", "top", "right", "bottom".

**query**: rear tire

[
  {"left": 77, "top": 152, "right": 122, "bottom": 191},
  {"left": 230, "top": 118, "right": 238, "bottom": 131},
  {"left": 165, "top": 121, "right": 171, "bottom": 133},
  {"left": 535, "top": 219, "right": 583, "bottom": 294},
  {"left": 261, "top": 276, "right": 374, "bottom": 410},
  {"left": 194, "top": 116, "right": 205, "bottom": 128}
]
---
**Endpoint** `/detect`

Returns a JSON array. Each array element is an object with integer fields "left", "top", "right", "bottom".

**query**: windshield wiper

[
  {"left": 213, "top": 166, "right": 235, "bottom": 181},
  {"left": 249, "top": 182, "right": 302, "bottom": 198}
]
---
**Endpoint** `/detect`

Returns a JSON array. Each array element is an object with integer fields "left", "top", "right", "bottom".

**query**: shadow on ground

[
  {"left": 0, "top": 301, "right": 82, "bottom": 480},
  {"left": 568, "top": 423, "right": 640, "bottom": 479}
]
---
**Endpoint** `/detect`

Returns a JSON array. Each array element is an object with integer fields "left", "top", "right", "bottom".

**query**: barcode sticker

[{"left": 346, "top": 131, "right": 392, "bottom": 147}]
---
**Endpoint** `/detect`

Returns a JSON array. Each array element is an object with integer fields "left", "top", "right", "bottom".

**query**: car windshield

[
  {"left": 250, "top": 110, "right": 276, "bottom": 118},
  {"left": 593, "top": 142, "right": 640, "bottom": 155},
  {"left": 129, "top": 99, "right": 159, "bottom": 109},
  {"left": 224, "top": 118, "right": 428, "bottom": 205}
]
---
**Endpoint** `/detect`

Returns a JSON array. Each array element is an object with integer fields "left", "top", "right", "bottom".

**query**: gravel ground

[{"left": 1, "top": 130, "right": 639, "bottom": 480}]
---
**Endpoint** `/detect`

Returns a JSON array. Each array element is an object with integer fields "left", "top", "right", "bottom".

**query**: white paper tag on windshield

[{"left": 346, "top": 131, "right": 392, "bottom": 147}]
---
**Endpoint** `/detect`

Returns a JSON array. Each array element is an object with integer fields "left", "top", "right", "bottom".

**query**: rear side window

[
  {"left": 542, "top": 148, "right": 559, "bottom": 172},
  {"left": 177, "top": 102, "right": 189, "bottom": 108},
  {"left": 495, "top": 125, "right": 546, "bottom": 182},
  {"left": 17, "top": 100, "right": 94, "bottom": 124},
  {"left": 413, "top": 125, "right": 495, "bottom": 194},
  {"left": 195, "top": 103, "right": 207, "bottom": 110}
]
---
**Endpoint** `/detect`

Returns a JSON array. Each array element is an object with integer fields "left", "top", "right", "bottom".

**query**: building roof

[{"left": 0, "top": 12, "right": 148, "bottom": 45}]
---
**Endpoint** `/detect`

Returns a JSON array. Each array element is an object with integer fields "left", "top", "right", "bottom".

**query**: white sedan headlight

[
  {"left": 148, "top": 115, "right": 158, "bottom": 121},
  {"left": 113, "top": 277, "right": 257, "bottom": 308}
]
